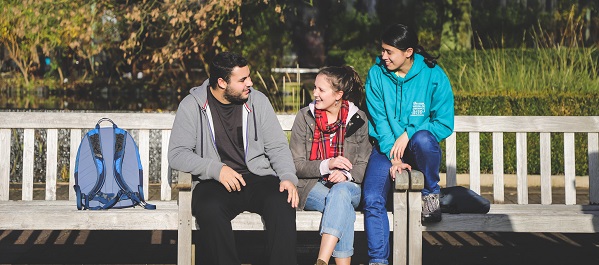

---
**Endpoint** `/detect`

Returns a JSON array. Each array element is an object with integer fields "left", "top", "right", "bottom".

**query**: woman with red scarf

[{"left": 290, "top": 66, "right": 372, "bottom": 265}]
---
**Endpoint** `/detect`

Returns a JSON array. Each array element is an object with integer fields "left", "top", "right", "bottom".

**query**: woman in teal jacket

[{"left": 363, "top": 24, "right": 454, "bottom": 265}]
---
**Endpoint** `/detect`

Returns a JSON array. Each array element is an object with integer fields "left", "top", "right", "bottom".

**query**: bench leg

[
  {"left": 178, "top": 189, "right": 193, "bottom": 265},
  {"left": 393, "top": 190, "right": 409, "bottom": 265},
  {"left": 393, "top": 190, "right": 423, "bottom": 265},
  {"left": 408, "top": 191, "right": 422, "bottom": 265}
]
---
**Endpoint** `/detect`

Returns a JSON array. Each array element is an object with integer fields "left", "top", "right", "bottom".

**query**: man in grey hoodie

[{"left": 168, "top": 52, "right": 298, "bottom": 265}]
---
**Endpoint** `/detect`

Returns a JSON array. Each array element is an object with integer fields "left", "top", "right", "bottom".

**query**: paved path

[{"left": 2, "top": 184, "right": 598, "bottom": 264}]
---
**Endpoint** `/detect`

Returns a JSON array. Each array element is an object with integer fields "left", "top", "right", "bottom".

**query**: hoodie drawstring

[
  {"left": 252, "top": 104, "right": 258, "bottom": 141},
  {"left": 198, "top": 104, "right": 204, "bottom": 157}
]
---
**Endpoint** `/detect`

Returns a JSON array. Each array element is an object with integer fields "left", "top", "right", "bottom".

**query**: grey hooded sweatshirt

[{"left": 168, "top": 79, "right": 298, "bottom": 186}]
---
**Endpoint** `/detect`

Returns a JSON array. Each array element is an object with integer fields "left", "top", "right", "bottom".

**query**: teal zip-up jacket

[{"left": 365, "top": 53, "right": 454, "bottom": 159}]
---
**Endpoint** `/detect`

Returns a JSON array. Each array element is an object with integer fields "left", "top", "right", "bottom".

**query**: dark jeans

[
  {"left": 191, "top": 175, "right": 297, "bottom": 265},
  {"left": 363, "top": 130, "right": 441, "bottom": 263}
]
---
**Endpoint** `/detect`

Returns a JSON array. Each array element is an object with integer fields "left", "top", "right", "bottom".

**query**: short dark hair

[{"left": 209, "top": 52, "right": 249, "bottom": 88}]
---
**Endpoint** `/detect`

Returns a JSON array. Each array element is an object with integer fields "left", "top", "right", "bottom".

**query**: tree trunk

[{"left": 440, "top": 0, "right": 472, "bottom": 51}]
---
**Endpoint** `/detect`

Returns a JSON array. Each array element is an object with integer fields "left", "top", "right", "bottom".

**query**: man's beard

[{"left": 224, "top": 86, "right": 249, "bottom": 104}]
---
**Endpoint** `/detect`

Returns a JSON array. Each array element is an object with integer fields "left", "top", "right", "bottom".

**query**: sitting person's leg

[
  {"left": 363, "top": 147, "right": 393, "bottom": 264},
  {"left": 246, "top": 175, "right": 297, "bottom": 265},
  {"left": 403, "top": 130, "right": 442, "bottom": 222},
  {"left": 304, "top": 181, "right": 361, "bottom": 264},
  {"left": 325, "top": 182, "right": 361, "bottom": 264},
  {"left": 192, "top": 180, "right": 244, "bottom": 265}
]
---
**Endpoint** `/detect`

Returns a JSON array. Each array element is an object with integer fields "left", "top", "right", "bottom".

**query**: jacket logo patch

[{"left": 411, "top": 102, "right": 425, "bottom": 116}]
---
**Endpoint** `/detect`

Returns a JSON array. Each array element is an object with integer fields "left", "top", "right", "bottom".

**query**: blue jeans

[
  {"left": 363, "top": 130, "right": 441, "bottom": 263},
  {"left": 304, "top": 181, "right": 361, "bottom": 258}
]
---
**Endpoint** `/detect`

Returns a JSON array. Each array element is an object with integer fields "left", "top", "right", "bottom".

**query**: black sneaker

[{"left": 422, "top": 193, "right": 442, "bottom": 223}]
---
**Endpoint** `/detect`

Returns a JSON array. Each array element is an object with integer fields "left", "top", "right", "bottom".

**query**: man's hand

[
  {"left": 219, "top": 165, "right": 246, "bottom": 192},
  {"left": 279, "top": 180, "right": 299, "bottom": 208},
  {"left": 328, "top": 156, "right": 353, "bottom": 171},
  {"left": 389, "top": 158, "right": 412, "bottom": 179},
  {"left": 390, "top": 132, "right": 409, "bottom": 161}
]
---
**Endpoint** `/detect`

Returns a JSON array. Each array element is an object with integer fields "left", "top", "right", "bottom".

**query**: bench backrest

[{"left": 1, "top": 113, "right": 597, "bottom": 205}]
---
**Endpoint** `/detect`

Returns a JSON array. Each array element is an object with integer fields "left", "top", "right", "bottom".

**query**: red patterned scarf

[{"left": 309, "top": 100, "right": 350, "bottom": 160}]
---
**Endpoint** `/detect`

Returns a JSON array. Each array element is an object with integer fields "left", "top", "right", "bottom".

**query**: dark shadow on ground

[{"left": 2, "top": 230, "right": 599, "bottom": 265}]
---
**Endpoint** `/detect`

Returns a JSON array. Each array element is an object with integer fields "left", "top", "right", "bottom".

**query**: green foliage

[
  {"left": 0, "top": 0, "right": 83, "bottom": 85},
  {"left": 439, "top": 47, "right": 598, "bottom": 93}
]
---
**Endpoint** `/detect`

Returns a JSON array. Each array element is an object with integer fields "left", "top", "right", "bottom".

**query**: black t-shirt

[{"left": 207, "top": 89, "right": 250, "bottom": 175}]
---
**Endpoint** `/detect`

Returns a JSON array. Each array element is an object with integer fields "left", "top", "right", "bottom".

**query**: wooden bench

[
  {"left": 1, "top": 112, "right": 598, "bottom": 265},
  {"left": 402, "top": 116, "right": 599, "bottom": 265}
]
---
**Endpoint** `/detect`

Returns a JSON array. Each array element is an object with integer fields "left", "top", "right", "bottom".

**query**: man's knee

[{"left": 193, "top": 198, "right": 232, "bottom": 224}]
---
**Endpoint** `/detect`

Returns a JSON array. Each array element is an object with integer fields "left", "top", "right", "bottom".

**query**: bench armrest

[{"left": 174, "top": 171, "right": 193, "bottom": 192}]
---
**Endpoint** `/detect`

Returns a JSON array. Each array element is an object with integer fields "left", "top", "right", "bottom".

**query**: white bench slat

[
  {"left": 564, "top": 132, "right": 576, "bottom": 205},
  {"left": 139, "top": 129, "right": 150, "bottom": 200},
  {"left": 69, "top": 129, "right": 81, "bottom": 201},
  {"left": 22, "top": 129, "right": 35, "bottom": 201},
  {"left": 0, "top": 112, "right": 177, "bottom": 130},
  {"left": 45, "top": 129, "right": 58, "bottom": 200},
  {"left": 445, "top": 132, "right": 457, "bottom": 187},
  {"left": 469, "top": 132, "right": 481, "bottom": 194},
  {"left": 161, "top": 130, "right": 172, "bottom": 201},
  {"left": 0, "top": 201, "right": 179, "bottom": 230},
  {"left": 492, "top": 132, "right": 504, "bottom": 203},
  {"left": 540, "top": 132, "right": 552, "bottom": 205},
  {"left": 589, "top": 133, "right": 599, "bottom": 204},
  {"left": 0, "top": 129, "right": 10, "bottom": 201},
  {"left": 424, "top": 205, "right": 599, "bottom": 233},
  {"left": 454, "top": 116, "right": 599, "bottom": 132},
  {"left": 516, "top": 132, "right": 528, "bottom": 204}
]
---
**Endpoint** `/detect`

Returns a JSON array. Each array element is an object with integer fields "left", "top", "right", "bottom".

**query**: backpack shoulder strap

[{"left": 112, "top": 126, "right": 155, "bottom": 210}]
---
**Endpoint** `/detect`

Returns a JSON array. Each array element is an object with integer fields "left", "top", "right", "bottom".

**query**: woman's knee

[{"left": 410, "top": 130, "right": 440, "bottom": 151}]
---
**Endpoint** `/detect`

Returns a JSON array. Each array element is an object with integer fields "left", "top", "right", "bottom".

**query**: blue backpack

[{"left": 74, "top": 118, "right": 155, "bottom": 210}]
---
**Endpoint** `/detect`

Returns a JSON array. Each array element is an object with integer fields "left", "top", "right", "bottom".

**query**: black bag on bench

[{"left": 440, "top": 186, "right": 490, "bottom": 214}]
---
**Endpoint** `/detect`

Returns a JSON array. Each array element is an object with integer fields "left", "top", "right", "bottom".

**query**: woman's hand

[
  {"left": 328, "top": 156, "right": 353, "bottom": 171},
  {"left": 389, "top": 158, "right": 412, "bottom": 179},
  {"left": 390, "top": 132, "right": 409, "bottom": 160},
  {"left": 327, "top": 169, "right": 349, "bottom": 183}
]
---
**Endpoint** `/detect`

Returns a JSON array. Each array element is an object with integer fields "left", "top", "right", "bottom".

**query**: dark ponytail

[{"left": 381, "top": 24, "right": 439, "bottom": 68}]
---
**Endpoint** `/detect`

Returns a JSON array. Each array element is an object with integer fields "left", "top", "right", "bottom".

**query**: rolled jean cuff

[
  {"left": 333, "top": 249, "right": 354, "bottom": 259},
  {"left": 321, "top": 226, "right": 343, "bottom": 240}
]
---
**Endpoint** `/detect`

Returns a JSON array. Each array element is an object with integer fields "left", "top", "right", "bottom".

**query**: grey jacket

[
  {"left": 290, "top": 102, "right": 372, "bottom": 209},
  {"left": 168, "top": 79, "right": 298, "bottom": 186}
]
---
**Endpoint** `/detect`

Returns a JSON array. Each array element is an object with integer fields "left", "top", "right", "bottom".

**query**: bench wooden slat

[
  {"left": 454, "top": 116, "right": 599, "bottom": 132},
  {"left": 161, "top": 130, "right": 172, "bottom": 201},
  {"left": 0, "top": 201, "right": 179, "bottom": 230},
  {"left": 469, "top": 132, "right": 481, "bottom": 194},
  {"left": 424, "top": 213, "right": 599, "bottom": 233},
  {"left": 516, "top": 132, "right": 528, "bottom": 204},
  {"left": 23, "top": 129, "right": 35, "bottom": 201},
  {"left": 589, "top": 133, "right": 599, "bottom": 204},
  {"left": 0, "top": 112, "right": 177, "bottom": 130},
  {"left": 139, "top": 129, "right": 150, "bottom": 200},
  {"left": 45, "top": 129, "right": 58, "bottom": 200},
  {"left": 493, "top": 132, "right": 504, "bottom": 203},
  {"left": 69, "top": 129, "right": 81, "bottom": 201},
  {"left": 540, "top": 132, "right": 552, "bottom": 205},
  {"left": 446, "top": 132, "right": 457, "bottom": 187},
  {"left": 564, "top": 132, "right": 576, "bottom": 205},
  {"left": 0, "top": 129, "right": 10, "bottom": 201}
]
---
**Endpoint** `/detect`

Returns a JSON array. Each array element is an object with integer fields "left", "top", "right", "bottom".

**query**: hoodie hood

[
  {"left": 189, "top": 79, "right": 254, "bottom": 112},
  {"left": 376, "top": 53, "right": 427, "bottom": 85}
]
